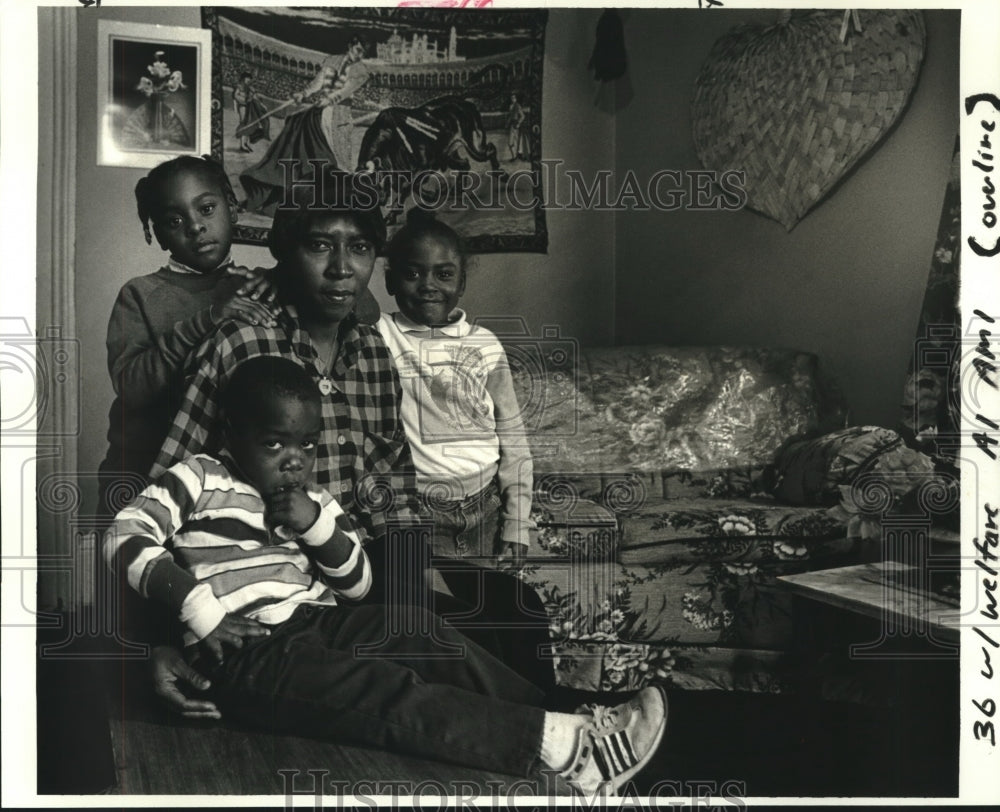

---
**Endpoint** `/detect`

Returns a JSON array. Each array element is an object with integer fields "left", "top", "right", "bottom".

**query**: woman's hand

[
  {"left": 197, "top": 613, "right": 271, "bottom": 665},
  {"left": 149, "top": 645, "right": 221, "bottom": 720}
]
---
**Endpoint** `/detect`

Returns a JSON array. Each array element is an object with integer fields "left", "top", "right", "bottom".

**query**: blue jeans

[
  {"left": 426, "top": 479, "right": 503, "bottom": 560},
  {"left": 200, "top": 603, "right": 546, "bottom": 776}
]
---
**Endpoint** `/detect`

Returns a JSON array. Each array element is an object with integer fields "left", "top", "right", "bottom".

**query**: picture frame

[
  {"left": 96, "top": 20, "right": 211, "bottom": 168},
  {"left": 203, "top": 6, "right": 548, "bottom": 253}
]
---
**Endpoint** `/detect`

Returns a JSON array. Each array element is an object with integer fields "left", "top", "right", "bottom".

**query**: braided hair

[{"left": 134, "top": 155, "right": 237, "bottom": 246}]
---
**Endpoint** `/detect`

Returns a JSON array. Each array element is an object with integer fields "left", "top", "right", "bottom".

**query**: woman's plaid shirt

[{"left": 152, "top": 306, "right": 421, "bottom": 541}]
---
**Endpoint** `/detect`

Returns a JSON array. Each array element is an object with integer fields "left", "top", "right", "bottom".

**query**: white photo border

[{"left": 96, "top": 20, "right": 211, "bottom": 168}]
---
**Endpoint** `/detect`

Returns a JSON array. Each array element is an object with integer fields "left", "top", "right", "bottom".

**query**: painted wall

[
  {"left": 613, "top": 9, "right": 960, "bottom": 428},
  {"left": 70, "top": 8, "right": 616, "bottom": 516}
]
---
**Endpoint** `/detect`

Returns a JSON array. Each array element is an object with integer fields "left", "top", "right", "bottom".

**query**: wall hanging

[
  {"left": 692, "top": 10, "right": 926, "bottom": 231},
  {"left": 203, "top": 7, "right": 548, "bottom": 253}
]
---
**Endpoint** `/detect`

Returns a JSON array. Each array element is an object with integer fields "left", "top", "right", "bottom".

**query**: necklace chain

[{"left": 314, "top": 338, "right": 338, "bottom": 374}]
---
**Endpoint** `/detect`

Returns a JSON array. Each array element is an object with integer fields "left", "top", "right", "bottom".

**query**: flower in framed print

[
  {"left": 203, "top": 6, "right": 548, "bottom": 253},
  {"left": 96, "top": 21, "right": 211, "bottom": 168}
]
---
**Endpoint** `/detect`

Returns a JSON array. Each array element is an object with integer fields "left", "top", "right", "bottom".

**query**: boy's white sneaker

[{"left": 559, "top": 685, "right": 668, "bottom": 798}]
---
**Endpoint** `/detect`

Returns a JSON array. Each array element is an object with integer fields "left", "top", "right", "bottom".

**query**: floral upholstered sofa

[{"left": 494, "top": 344, "right": 865, "bottom": 694}]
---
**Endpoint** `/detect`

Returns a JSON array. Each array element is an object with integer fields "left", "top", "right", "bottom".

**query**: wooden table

[
  {"left": 778, "top": 560, "right": 960, "bottom": 646},
  {"left": 774, "top": 560, "right": 961, "bottom": 794}
]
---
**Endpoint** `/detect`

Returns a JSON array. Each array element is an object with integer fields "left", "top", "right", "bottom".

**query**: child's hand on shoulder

[
  {"left": 228, "top": 264, "right": 277, "bottom": 304},
  {"left": 213, "top": 285, "right": 278, "bottom": 328},
  {"left": 265, "top": 486, "right": 320, "bottom": 534},
  {"left": 198, "top": 612, "right": 271, "bottom": 664}
]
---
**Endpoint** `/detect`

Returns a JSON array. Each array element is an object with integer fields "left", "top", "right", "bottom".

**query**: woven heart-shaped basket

[{"left": 692, "top": 10, "right": 926, "bottom": 231}]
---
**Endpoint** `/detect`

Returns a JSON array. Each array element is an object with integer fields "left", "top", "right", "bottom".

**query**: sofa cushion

[
  {"left": 617, "top": 496, "right": 844, "bottom": 565},
  {"left": 509, "top": 345, "right": 844, "bottom": 476}
]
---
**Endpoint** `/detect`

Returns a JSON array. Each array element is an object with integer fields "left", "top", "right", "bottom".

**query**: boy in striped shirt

[
  {"left": 104, "top": 347, "right": 668, "bottom": 797},
  {"left": 105, "top": 355, "right": 371, "bottom": 658}
]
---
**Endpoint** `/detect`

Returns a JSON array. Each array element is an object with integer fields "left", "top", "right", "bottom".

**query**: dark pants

[
  {"left": 363, "top": 489, "right": 557, "bottom": 697},
  {"left": 427, "top": 481, "right": 556, "bottom": 696},
  {"left": 436, "top": 563, "right": 556, "bottom": 697},
  {"left": 426, "top": 480, "right": 556, "bottom": 694},
  {"left": 200, "top": 603, "right": 546, "bottom": 776}
]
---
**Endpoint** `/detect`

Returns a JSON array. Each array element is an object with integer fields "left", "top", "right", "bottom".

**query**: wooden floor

[
  {"left": 106, "top": 668, "right": 566, "bottom": 797},
  {"left": 38, "top": 615, "right": 961, "bottom": 799},
  {"left": 108, "top": 708, "right": 552, "bottom": 797},
  {"left": 105, "top": 676, "right": 962, "bottom": 799}
]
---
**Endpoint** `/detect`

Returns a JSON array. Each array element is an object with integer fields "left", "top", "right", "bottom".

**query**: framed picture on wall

[
  {"left": 96, "top": 21, "right": 211, "bottom": 168},
  {"left": 203, "top": 6, "right": 548, "bottom": 253}
]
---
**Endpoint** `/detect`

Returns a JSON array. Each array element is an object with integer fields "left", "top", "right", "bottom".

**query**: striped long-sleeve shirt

[{"left": 104, "top": 453, "right": 371, "bottom": 645}]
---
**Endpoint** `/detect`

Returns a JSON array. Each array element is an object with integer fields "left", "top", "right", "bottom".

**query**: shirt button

[
  {"left": 341, "top": 481, "right": 352, "bottom": 492},
  {"left": 337, "top": 435, "right": 347, "bottom": 446}
]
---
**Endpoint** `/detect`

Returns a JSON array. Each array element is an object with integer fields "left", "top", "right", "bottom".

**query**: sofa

[{"left": 492, "top": 343, "right": 870, "bottom": 694}]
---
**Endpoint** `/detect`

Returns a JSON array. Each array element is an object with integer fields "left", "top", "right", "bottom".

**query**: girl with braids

[{"left": 97, "top": 155, "right": 278, "bottom": 518}]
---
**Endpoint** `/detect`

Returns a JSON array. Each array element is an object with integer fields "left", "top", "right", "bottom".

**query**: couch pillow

[{"left": 770, "top": 425, "right": 902, "bottom": 506}]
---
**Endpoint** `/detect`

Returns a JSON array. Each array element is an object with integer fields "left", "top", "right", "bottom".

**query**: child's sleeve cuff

[
  {"left": 178, "top": 582, "right": 226, "bottom": 641},
  {"left": 299, "top": 500, "right": 336, "bottom": 547},
  {"left": 500, "top": 519, "right": 534, "bottom": 547}
]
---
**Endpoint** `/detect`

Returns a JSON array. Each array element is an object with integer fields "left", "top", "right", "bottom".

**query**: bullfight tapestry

[{"left": 203, "top": 7, "right": 548, "bottom": 253}]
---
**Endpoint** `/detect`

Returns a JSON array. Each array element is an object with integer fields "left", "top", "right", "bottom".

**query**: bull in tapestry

[{"left": 356, "top": 95, "right": 505, "bottom": 223}]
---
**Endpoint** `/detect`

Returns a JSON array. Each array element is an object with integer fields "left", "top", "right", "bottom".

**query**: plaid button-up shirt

[{"left": 152, "top": 305, "right": 420, "bottom": 541}]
